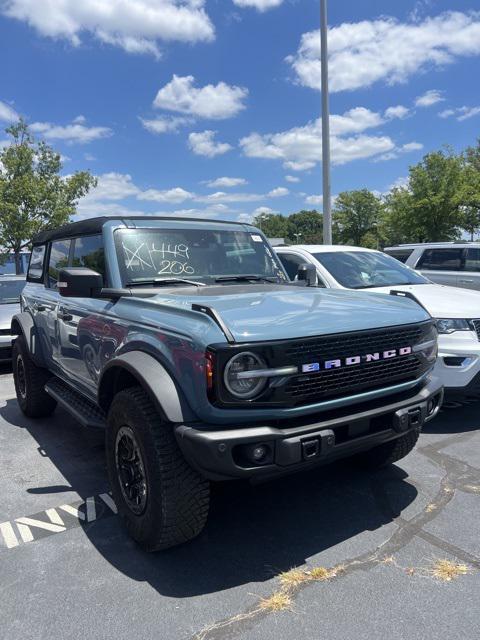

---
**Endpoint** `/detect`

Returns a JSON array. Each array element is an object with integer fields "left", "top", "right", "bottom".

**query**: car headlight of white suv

[{"left": 436, "top": 319, "right": 472, "bottom": 334}]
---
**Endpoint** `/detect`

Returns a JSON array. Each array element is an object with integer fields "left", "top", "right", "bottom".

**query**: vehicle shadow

[
  {"left": 422, "top": 396, "right": 480, "bottom": 435},
  {"left": 1, "top": 396, "right": 418, "bottom": 598}
]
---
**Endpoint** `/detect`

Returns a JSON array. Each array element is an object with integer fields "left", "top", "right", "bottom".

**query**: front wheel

[
  {"left": 13, "top": 336, "right": 57, "bottom": 418},
  {"left": 354, "top": 429, "right": 420, "bottom": 469},
  {"left": 106, "top": 387, "right": 210, "bottom": 551}
]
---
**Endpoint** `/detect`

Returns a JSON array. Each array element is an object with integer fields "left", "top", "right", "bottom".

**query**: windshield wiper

[
  {"left": 126, "top": 278, "right": 206, "bottom": 288},
  {"left": 215, "top": 275, "right": 277, "bottom": 283}
]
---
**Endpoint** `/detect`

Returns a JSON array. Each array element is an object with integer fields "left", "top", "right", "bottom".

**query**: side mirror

[
  {"left": 296, "top": 263, "right": 317, "bottom": 287},
  {"left": 58, "top": 268, "right": 104, "bottom": 298}
]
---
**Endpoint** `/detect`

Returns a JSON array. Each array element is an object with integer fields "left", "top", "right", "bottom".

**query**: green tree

[
  {"left": 286, "top": 210, "right": 323, "bottom": 244},
  {"left": 252, "top": 212, "right": 288, "bottom": 239},
  {"left": 459, "top": 142, "right": 480, "bottom": 240},
  {"left": 0, "top": 120, "right": 97, "bottom": 273},
  {"left": 332, "top": 189, "right": 382, "bottom": 247}
]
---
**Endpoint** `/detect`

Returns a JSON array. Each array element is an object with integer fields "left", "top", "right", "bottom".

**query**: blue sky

[{"left": 1, "top": 0, "right": 480, "bottom": 222}]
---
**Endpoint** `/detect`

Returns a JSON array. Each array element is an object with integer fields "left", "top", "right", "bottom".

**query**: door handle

[
  {"left": 459, "top": 279, "right": 474, "bottom": 283},
  {"left": 57, "top": 312, "right": 73, "bottom": 322}
]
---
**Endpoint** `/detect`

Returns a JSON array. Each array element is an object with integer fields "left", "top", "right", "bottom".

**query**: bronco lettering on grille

[{"left": 301, "top": 346, "right": 412, "bottom": 373}]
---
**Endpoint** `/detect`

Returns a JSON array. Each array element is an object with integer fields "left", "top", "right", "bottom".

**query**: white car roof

[{"left": 277, "top": 244, "right": 379, "bottom": 254}]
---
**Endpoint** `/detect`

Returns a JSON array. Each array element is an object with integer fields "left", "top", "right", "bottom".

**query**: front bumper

[
  {"left": 175, "top": 377, "right": 443, "bottom": 481},
  {"left": 436, "top": 330, "right": 480, "bottom": 390}
]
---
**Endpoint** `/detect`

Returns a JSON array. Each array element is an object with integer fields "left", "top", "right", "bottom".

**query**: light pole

[
  {"left": 293, "top": 232, "right": 302, "bottom": 244},
  {"left": 320, "top": 0, "right": 332, "bottom": 244}
]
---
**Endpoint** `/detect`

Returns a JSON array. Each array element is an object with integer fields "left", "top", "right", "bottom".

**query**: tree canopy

[{"left": 0, "top": 120, "right": 97, "bottom": 272}]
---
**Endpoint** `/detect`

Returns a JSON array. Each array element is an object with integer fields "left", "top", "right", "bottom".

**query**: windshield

[
  {"left": 115, "top": 228, "right": 287, "bottom": 285},
  {"left": 313, "top": 251, "right": 429, "bottom": 289},
  {"left": 0, "top": 279, "right": 26, "bottom": 304}
]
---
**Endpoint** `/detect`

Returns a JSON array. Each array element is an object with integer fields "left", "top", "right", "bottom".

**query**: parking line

[
  {"left": 0, "top": 521, "right": 19, "bottom": 549},
  {"left": 86, "top": 496, "right": 96, "bottom": 522},
  {"left": 46, "top": 508, "right": 65, "bottom": 526},
  {"left": 59, "top": 504, "right": 86, "bottom": 521},
  {"left": 99, "top": 493, "right": 118, "bottom": 514}
]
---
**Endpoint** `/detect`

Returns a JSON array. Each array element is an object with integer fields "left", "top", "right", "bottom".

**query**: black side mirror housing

[
  {"left": 296, "top": 263, "right": 317, "bottom": 287},
  {"left": 58, "top": 268, "right": 104, "bottom": 298}
]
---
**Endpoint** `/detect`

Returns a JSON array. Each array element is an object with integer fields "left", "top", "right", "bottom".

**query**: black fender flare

[
  {"left": 10, "top": 312, "right": 47, "bottom": 367},
  {"left": 98, "top": 351, "right": 198, "bottom": 424}
]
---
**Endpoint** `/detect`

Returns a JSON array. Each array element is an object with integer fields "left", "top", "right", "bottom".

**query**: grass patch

[
  {"left": 258, "top": 591, "right": 293, "bottom": 612},
  {"left": 279, "top": 568, "right": 312, "bottom": 588},
  {"left": 429, "top": 559, "right": 470, "bottom": 582}
]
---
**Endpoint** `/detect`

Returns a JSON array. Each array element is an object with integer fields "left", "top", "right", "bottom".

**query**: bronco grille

[{"left": 271, "top": 321, "right": 434, "bottom": 406}]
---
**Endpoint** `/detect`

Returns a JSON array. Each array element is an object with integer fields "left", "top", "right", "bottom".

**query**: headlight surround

[
  {"left": 223, "top": 351, "right": 268, "bottom": 399},
  {"left": 436, "top": 319, "right": 472, "bottom": 334}
]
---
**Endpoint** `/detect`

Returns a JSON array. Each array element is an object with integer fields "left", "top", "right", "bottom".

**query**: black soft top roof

[{"left": 32, "top": 216, "right": 248, "bottom": 245}]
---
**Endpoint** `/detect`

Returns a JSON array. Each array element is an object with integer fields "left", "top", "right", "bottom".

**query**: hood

[
  {"left": 149, "top": 284, "right": 430, "bottom": 342},
  {"left": 370, "top": 283, "right": 480, "bottom": 319},
  {"left": 0, "top": 303, "right": 20, "bottom": 329}
]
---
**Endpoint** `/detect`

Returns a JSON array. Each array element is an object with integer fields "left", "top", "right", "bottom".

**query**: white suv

[
  {"left": 384, "top": 242, "right": 480, "bottom": 291},
  {"left": 275, "top": 244, "right": 480, "bottom": 395}
]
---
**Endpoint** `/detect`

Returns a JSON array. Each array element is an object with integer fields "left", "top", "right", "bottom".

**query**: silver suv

[{"left": 384, "top": 242, "right": 480, "bottom": 291}]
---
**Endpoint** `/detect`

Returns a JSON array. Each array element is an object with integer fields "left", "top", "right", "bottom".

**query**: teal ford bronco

[{"left": 12, "top": 217, "right": 443, "bottom": 550}]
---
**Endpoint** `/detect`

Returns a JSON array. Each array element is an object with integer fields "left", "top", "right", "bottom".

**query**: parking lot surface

[{"left": 1, "top": 366, "right": 479, "bottom": 640}]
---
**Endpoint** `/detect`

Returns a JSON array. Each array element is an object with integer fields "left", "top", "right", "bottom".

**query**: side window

[
  {"left": 72, "top": 235, "right": 105, "bottom": 278},
  {"left": 48, "top": 240, "right": 72, "bottom": 288},
  {"left": 27, "top": 245, "right": 46, "bottom": 281},
  {"left": 278, "top": 253, "right": 307, "bottom": 280},
  {"left": 385, "top": 250, "right": 413, "bottom": 264},
  {"left": 464, "top": 248, "right": 480, "bottom": 272},
  {"left": 416, "top": 248, "right": 464, "bottom": 271}
]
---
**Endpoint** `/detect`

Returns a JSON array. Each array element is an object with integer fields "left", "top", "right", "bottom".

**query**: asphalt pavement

[{"left": 1, "top": 366, "right": 479, "bottom": 640}]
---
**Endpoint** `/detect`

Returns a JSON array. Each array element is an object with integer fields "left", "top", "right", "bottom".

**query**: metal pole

[{"left": 320, "top": 0, "right": 332, "bottom": 244}]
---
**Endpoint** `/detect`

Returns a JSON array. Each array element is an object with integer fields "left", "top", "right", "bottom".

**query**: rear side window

[
  {"left": 385, "top": 250, "right": 413, "bottom": 264},
  {"left": 48, "top": 239, "right": 71, "bottom": 287},
  {"left": 464, "top": 248, "right": 480, "bottom": 272},
  {"left": 27, "top": 245, "right": 46, "bottom": 281},
  {"left": 416, "top": 248, "right": 464, "bottom": 271},
  {"left": 72, "top": 235, "right": 105, "bottom": 277}
]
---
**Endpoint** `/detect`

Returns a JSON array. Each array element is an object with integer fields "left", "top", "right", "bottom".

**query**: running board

[{"left": 45, "top": 378, "right": 106, "bottom": 429}]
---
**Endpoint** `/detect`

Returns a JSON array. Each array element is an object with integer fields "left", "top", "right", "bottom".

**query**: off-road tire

[
  {"left": 106, "top": 387, "right": 210, "bottom": 552},
  {"left": 355, "top": 429, "right": 420, "bottom": 469},
  {"left": 12, "top": 336, "right": 57, "bottom": 418}
]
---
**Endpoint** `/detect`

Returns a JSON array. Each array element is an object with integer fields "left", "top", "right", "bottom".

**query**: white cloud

[
  {"left": 140, "top": 115, "right": 193, "bottom": 134},
  {"left": 415, "top": 89, "right": 444, "bottom": 107},
  {"left": 305, "top": 195, "right": 323, "bottom": 206},
  {"left": 232, "top": 0, "right": 284, "bottom": 11},
  {"left": 197, "top": 191, "right": 264, "bottom": 204},
  {"left": 439, "top": 108, "right": 455, "bottom": 118},
  {"left": 83, "top": 173, "right": 140, "bottom": 201},
  {"left": 440, "top": 105, "right": 480, "bottom": 121},
  {"left": 285, "top": 175, "right": 300, "bottom": 183},
  {"left": 389, "top": 176, "right": 409, "bottom": 190},
  {"left": 268, "top": 187, "right": 289, "bottom": 197},
  {"left": 30, "top": 118, "right": 112, "bottom": 144},
  {"left": 385, "top": 105, "right": 410, "bottom": 119},
  {"left": 287, "top": 11, "right": 480, "bottom": 93},
  {"left": 138, "top": 187, "right": 194, "bottom": 204},
  {"left": 253, "top": 206, "right": 278, "bottom": 215},
  {"left": 240, "top": 107, "right": 395, "bottom": 168},
  {"left": 153, "top": 75, "right": 248, "bottom": 119},
  {"left": 205, "top": 176, "right": 247, "bottom": 188},
  {"left": 375, "top": 141, "right": 423, "bottom": 162},
  {"left": 1, "top": 0, "right": 215, "bottom": 57},
  {"left": 188, "top": 130, "right": 232, "bottom": 157},
  {"left": 0, "top": 100, "right": 19, "bottom": 122}
]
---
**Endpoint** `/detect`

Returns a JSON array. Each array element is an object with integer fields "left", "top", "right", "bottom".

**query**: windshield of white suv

[
  {"left": 313, "top": 251, "right": 429, "bottom": 289},
  {"left": 0, "top": 279, "right": 26, "bottom": 304},
  {"left": 115, "top": 228, "right": 287, "bottom": 285}
]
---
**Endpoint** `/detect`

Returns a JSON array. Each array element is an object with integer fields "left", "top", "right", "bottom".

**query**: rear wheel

[
  {"left": 106, "top": 387, "right": 210, "bottom": 551},
  {"left": 13, "top": 336, "right": 57, "bottom": 418},
  {"left": 354, "top": 429, "right": 420, "bottom": 469}
]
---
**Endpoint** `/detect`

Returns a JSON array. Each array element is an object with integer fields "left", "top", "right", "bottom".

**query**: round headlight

[{"left": 224, "top": 352, "right": 267, "bottom": 399}]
